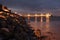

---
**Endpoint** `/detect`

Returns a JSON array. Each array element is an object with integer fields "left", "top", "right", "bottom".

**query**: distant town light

[
  {"left": 46, "top": 13, "right": 51, "bottom": 17},
  {"left": 35, "top": 14, "right": 38, "bottom": 16},
  {"left": 40, "top": 14, "right": 44, "bottom": 16},
  {"left": 28, "top": 14, "right": 30, "bottom": 16}
]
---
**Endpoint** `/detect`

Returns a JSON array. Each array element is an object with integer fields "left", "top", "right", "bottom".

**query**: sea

[{"left": 29, "top": 20, "right": 60, "bottom": 40}]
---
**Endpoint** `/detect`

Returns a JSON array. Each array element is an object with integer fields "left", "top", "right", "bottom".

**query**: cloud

[
  {"left": 0, "top": 0, "right": 60, "bottom": 16},
  {"left": 0, "top": 0, "right": 60, "bottom": 9}
]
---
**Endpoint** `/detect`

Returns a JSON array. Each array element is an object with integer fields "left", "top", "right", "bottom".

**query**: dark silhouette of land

[
  {"left": 0, "top": 4, "right": 38, "bottom": 40},
  {"left": 0, "top": 4, "right": 56, "bottom": 40}
]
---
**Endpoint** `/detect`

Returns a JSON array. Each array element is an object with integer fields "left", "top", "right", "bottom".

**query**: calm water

[{"left": 29, "top": 21, "right": 60, "bottom": 40}]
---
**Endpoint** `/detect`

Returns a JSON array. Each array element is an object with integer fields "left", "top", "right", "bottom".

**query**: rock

[{"left": 0, "top": 4, "right": 38, "bottom": 40}]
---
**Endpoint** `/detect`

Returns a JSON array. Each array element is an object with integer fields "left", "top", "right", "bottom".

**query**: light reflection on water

[{"left": 29, "top": 21, "right": 60, "bottom": 40}]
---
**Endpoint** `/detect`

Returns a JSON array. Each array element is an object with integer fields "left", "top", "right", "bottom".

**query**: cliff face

[{"left": 0, "top": 4, "right": 38, "bottom": 40}]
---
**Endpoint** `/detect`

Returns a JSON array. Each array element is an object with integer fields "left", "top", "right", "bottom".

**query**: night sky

[{"left": 0, "top": 0, "right": 60, "bottom": 16}]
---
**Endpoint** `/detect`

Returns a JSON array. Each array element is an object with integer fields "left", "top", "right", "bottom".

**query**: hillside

[{"left": 0, "top": 4, "right": 38, "bottom": 40}]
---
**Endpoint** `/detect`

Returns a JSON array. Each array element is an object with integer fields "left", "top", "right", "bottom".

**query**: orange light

[
  {"left": 28, "top": 14, "right": 30, "bottom": 16},
  {"left": 46, "top": 13, "right": 51, "bottom": 18},
  {"left": 40, "top": 14, "right": 44, "bottom": 16},
  {"left": 35, "top": 14, "right": 38, "bottom": 16}
]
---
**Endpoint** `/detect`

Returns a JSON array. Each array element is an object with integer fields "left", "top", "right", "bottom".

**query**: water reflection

[
  {"left": 29, "top": 16, "right": 57, "bottom": 40},
  {"left": 45, "top": 18, "right": 50, "bottom": 33},
  {"left": 40, "top": 18, "right": 55, "bottom": 40}
]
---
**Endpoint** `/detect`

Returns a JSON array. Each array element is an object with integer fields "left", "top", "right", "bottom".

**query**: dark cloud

[
  {"left": 0, "top": 0, "right": 60, "bottom": 9},
  {"left": 0, "top": 0, "right": 60, "bottom": 16}
]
